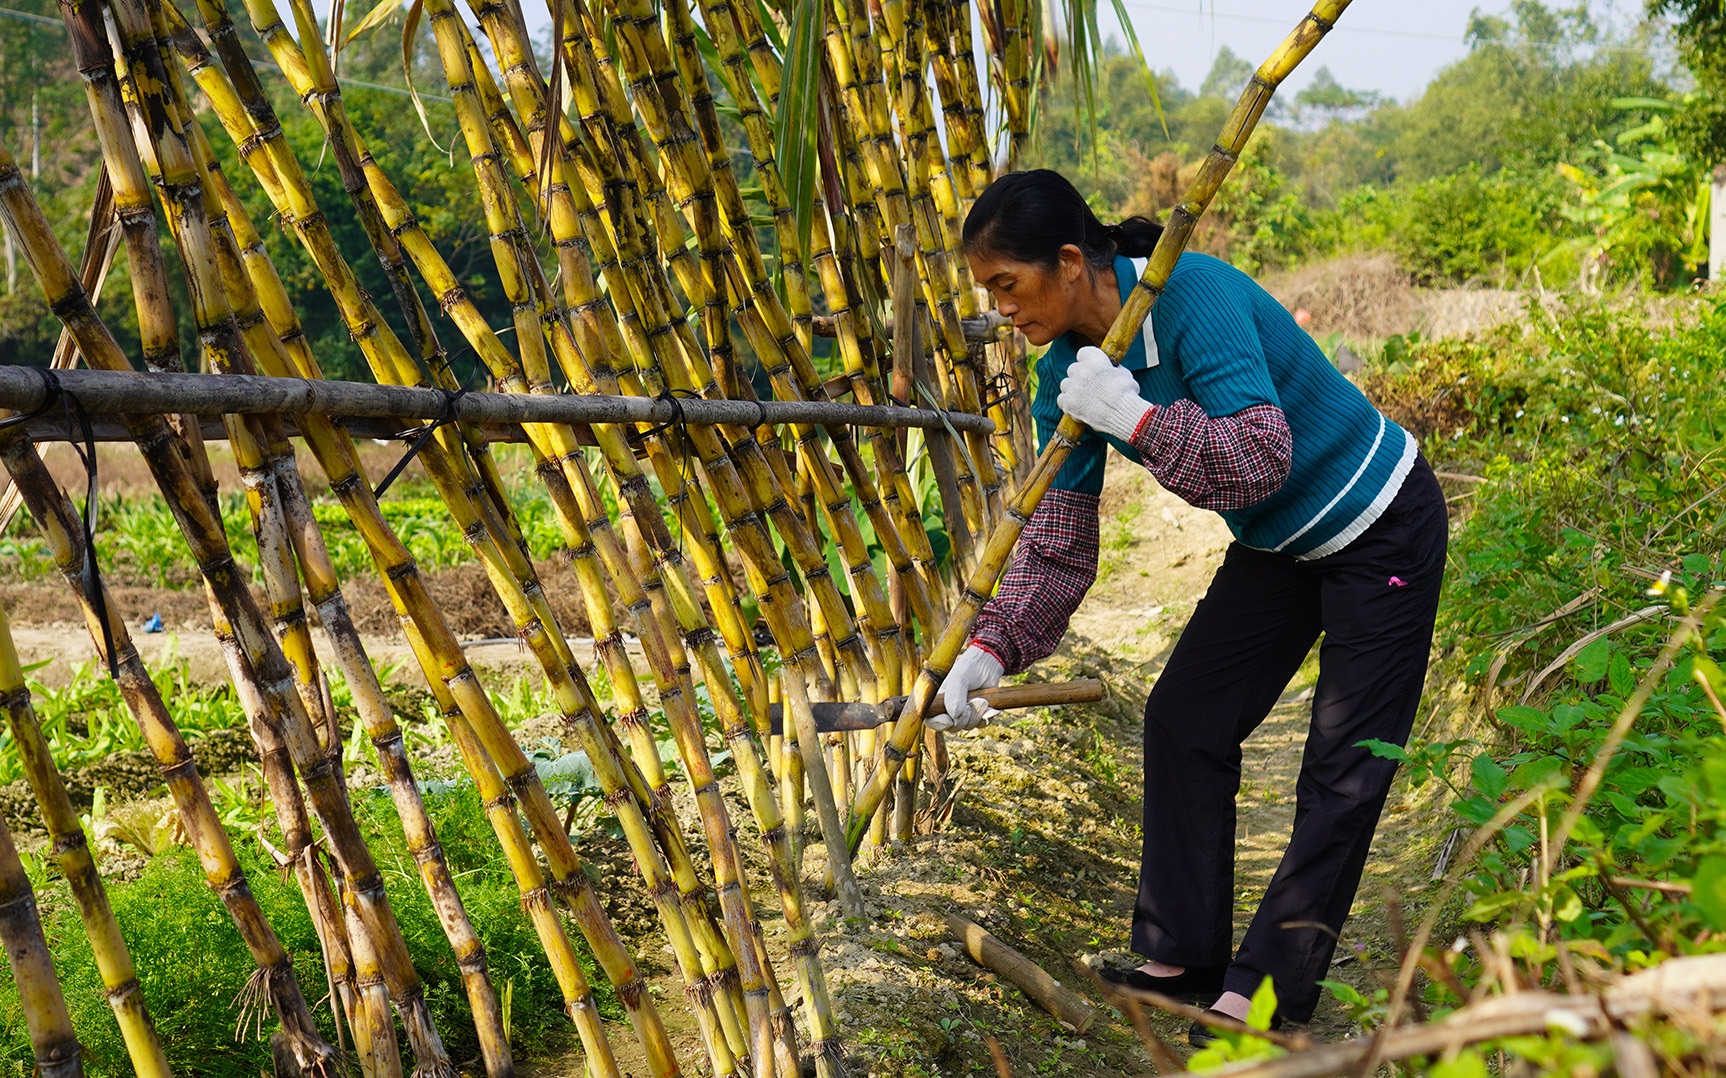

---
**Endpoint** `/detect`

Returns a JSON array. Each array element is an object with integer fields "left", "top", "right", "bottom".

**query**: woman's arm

[
  {"left": 968, "top": 488, "right": 1100, "bottom": 675},
  {"left": 1058, "top": 348, "right": 1293, "bottom": 512},
  {"left": 1128, "top": 399, "right": 1291, "bottom": 510}
]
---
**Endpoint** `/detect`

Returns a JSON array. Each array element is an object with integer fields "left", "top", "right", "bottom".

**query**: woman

[{"left": 934, "top": 170, "right": 1447, "bottom": 1040}]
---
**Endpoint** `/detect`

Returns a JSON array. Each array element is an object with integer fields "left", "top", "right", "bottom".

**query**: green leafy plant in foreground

[
  {"left": 1318, "top": 295, "right": 1726, "bottom": 1072},
  {"left": 0, "top": 649, "right": 249, "bottom": 788}
]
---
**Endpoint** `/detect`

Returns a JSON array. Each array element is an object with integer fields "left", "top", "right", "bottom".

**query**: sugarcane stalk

[
  {"left": 0, "top": 810, "right": 83, "bottom": 1078},
  {"left": 0, "top": 135, "right": 340, "bottom": 1073},
  {"left": 544, "top": 14, "right": 852, "bottom": 1057},
  {"left": 0, "top": 605, "right": 171, "bottom": 1078},
  {"left": 400, "top": 623, "right": 629, "bottom": 1078},
  {"left": 379, "top": 5, "right": 775, "bottom": 1063},
  {"left": 53, "top": 0, "right": 208, "bottom": 493},
  {"left": 88, "top": 55, "right": 605, "bottom": 1068},
  {"left": 98, "top": 13, "right": 467, "bottom": 1072},
  {"left": 844, "top": 0, "right": 1353, "bottom": 849},
  {"left": 943, "top": 0, "right": 992, "bottom": 193},
  {"left": 182, "top": 6, "right": 715, "bottom": 1054},
  {"left": 653, "top": 0, "right": 887, "bottom": 702},
  {"left": 170, "top": 37, "right": 749, "bottom": 1076}
]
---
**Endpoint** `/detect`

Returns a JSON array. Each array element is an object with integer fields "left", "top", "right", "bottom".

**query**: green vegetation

[
  {"left": 0, "top": 784, "right": 608, "bottom": 1076},
  {"left": 1190, "top": 296, "right": 1726, "bottom": 1070},
  {"left": 0, "top": 656, "right": 247, "bottom": 789},
  {"left": 1028, "top": 1, "right": 1703, "bottom": 290}
]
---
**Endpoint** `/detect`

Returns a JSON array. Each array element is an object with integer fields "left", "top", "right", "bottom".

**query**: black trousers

[{"left": 1132, "top": 455, "right": 1447, "bottom": 1023}]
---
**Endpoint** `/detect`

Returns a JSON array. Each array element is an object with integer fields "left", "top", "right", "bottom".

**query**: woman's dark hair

[{"left": 962, "top": 169, "right": 1163, "bottom": 269}]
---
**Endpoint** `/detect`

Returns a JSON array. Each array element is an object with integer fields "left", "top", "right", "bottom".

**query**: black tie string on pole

[
  {"left": 0, "top": 367, "right": 119, "bottom": 679},
  {"left": 372, "top": 365, "right": 484, "bottom": 501}
]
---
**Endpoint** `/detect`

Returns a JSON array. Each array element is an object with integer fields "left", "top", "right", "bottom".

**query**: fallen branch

[
  {"left": 1164, "top": 953, "right": 1726, "bottom": 1078},
  {"left": 946, "top": 914, "right": 1098, "bottom": 1033}
]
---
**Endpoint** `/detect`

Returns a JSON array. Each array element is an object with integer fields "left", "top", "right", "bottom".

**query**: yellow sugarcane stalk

[
  {"left": 0, "top": 605, "right": 171, "bottom": 1078},
  {"left": 0, "top": 810, "right": 82, "bottom": 1078},
  {"left": 0, "top": 133, "right": 341, "bottom": 1073},
  {"left": 845, "top": 0, "right": 1353, "bottom": 849}
]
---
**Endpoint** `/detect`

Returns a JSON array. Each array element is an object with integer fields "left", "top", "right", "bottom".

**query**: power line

[
  {"left": 0, "top": 5, "right": 58, "bottom": 27},
  {"left": 1115, "top": 1, "right": 1659, "bottom": 54}
]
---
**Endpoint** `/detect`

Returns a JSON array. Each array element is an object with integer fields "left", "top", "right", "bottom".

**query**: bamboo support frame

[{"left": 0, "top": 0, "right": 1269, "bottom": 1065}]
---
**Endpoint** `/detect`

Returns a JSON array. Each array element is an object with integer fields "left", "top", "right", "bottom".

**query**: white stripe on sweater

[
  {"left": 1128, "top": 258, "right": 1160, "bottom": 368},
  {"left": 1291, "top": 427, "right": 1417, "bottom": 560},
  {"left": 1271, "top": 415, "right": 1414, "bottom": 557}
]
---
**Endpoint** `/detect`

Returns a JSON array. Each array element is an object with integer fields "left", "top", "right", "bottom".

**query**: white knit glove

[
  {"left": 930, "top": 645, "right": 1004, "bottom": 732},
  {"left": 1057, "top": 346, "right": 1154, "bottom": 442}
]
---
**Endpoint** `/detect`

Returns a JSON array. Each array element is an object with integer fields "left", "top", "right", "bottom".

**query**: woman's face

[{"left": 967, "top": 244, "right": 1088, "bottom": 347}]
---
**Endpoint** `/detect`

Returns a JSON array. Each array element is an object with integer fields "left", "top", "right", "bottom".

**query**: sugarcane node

[
  {"left": 159, "top": 755, "right": 199, "bottom": 783},
  {"left": 48, "top": 831, "right": 88, "bottom": 857},
  {"left": 104, "top": 976, "right": 144, "bottom": 1003}
]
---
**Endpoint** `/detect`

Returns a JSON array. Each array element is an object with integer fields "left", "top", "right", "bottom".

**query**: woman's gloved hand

[
  {"left": 931, "top": 645, "right": 1005, "bottom": 732},
  {"left": 1057, "top": 346, "right": 1154, "bottom": 441}
]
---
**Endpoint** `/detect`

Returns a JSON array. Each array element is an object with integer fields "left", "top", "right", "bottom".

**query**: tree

[
  {"left": 1388, "top": 0, "right": 1665, "bottom": 182},
  {"left": 1199, "top": 45, "right": 1254, "bottom": 100},
  {"left": 1292, "top": 67, "right": 1381, "bottom": 128},
  {"left": 1651, "top": 0, "right": 1726, "bottom": 166}
]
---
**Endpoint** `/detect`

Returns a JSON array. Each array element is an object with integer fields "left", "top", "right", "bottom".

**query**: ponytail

[
  {"left": 964, "top": 170, "right": 1164, "bottom": 269},
  {"left": 1104, "top": 216, "right": 1163, "bottom": 259}
]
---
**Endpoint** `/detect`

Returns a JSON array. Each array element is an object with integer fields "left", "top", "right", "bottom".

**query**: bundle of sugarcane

[
  {"left": 0, "top": 0, "right": 1345, "bottom": 1073},
  {"left": 845, "top": 1, "right": 1353, "bottom": 848}
]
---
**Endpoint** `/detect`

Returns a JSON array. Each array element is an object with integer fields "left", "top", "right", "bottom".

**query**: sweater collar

[{"left": 1062, "top": 255, "right": 1159, "bottom": 370}]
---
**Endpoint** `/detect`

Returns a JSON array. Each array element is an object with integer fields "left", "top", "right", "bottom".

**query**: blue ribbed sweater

[{"left": 1032, "top": 253, "right": 1415, "bottom": 559}]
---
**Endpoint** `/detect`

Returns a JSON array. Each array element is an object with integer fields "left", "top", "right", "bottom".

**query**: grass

[{"left": 0, "top": 783, "right": 611, "bottom": 1077}]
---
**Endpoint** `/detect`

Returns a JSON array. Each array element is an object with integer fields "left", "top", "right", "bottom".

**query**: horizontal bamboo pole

[
  {"left": 0, "top": 366, "right": 996, "bottom": 434},
  {"left": 810, "top": 311, "right": 1008, "bottom": 341}
]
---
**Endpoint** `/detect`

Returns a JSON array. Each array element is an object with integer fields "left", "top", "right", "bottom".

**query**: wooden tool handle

[{"left": 928, "top": 678, "right": 1104, "bottom": 717}]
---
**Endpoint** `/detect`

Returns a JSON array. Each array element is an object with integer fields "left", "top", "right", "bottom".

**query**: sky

[
  {"left": 1103, "top": 0, "right": 1648, "bottom": 104},
  {"left": 254, "top": 0, "right": 1660, "bottom": 107}
]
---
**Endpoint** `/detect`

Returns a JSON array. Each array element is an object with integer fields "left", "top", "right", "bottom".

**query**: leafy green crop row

[{"left": 0, "top": 653, "right": 247, "bottom": 789}]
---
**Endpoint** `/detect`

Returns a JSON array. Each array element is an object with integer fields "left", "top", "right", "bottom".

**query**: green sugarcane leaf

[
  {"left": 774, "top": 0, "right": 823, "bottom": 282},
  {"left": 1106, "top": 0, "right": 1166, "bottom": 138}
]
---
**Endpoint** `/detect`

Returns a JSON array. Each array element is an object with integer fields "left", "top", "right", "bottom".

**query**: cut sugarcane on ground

[{"left": 1, "top": 451, "right": 1449, "bottom": 1076}]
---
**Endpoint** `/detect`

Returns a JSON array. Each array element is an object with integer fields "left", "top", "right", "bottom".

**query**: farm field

[{"left": 3, "top": 278, "right": 1723, "bottom": 1075}]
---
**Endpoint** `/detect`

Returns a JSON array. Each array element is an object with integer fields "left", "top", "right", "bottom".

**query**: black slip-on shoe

[
  {"left": 1187, "top": 1009, "right": 1284, "bottom": 1048},
  {"left": 1096, "top": 963, "right": 1227, "bottom": 1003}
]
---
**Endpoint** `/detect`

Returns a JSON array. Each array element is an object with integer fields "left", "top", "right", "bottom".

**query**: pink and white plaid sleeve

[
  {"left": 968, "top": 489, "right": 1099, "bottom": 675},
  {"left": 1129, "top": 400, "right": 1291, "bottom": 511}
]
